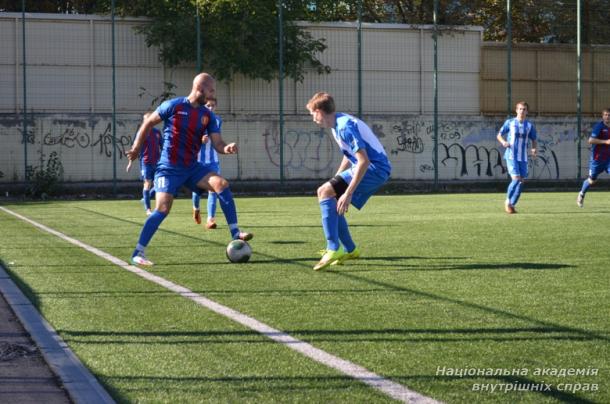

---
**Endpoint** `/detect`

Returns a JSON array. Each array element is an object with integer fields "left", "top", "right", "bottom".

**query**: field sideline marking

[{"left": 0, "top": 206, "right": 440, "bottom": 404}]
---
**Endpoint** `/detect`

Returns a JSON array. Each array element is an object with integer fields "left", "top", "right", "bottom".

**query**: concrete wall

[
  {"left": 0, "top": 13, "right": 595, "bottom": 184},
  {"left": 0, "top": 113, "right": 591, "bottom": 183}
]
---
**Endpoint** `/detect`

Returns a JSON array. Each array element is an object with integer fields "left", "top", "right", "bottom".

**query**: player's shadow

[
  {"left": 337, "top": 261, "right": 575, "bottom": 272},
  {"left": 268, "top": 240, "right": 307, "bottom": 245}
]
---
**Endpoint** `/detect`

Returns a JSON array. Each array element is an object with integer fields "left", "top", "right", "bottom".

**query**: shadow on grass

[
  {"left": 58, "top": 325, "right": 605, "bottom": 345},
  {"left": 337, "top": 261, "right": 575, "bottom": 272}
]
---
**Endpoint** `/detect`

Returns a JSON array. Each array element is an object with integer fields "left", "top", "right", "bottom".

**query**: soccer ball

[{"left": 226, "top": 239, "right": 252, "bottom": 263}]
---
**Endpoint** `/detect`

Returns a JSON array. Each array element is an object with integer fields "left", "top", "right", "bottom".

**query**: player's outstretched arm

[{"left": 209, "top": 132, "right": 237, "bottom": 154}]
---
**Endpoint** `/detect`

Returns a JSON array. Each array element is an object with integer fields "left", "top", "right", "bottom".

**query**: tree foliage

[
  {"left": 3, "top": 0, "right": 608, "bottom": 82},
  {"left": 302, "top": 0, "right": 610, "bottom": 45}
]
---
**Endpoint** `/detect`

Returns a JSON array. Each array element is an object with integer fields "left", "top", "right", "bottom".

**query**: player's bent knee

[
  {"left": 317, "top": 183, "right": 334, "bottom": 199},
  {"left": 214, "top": 177, "right": 229, "bottom": 193}
]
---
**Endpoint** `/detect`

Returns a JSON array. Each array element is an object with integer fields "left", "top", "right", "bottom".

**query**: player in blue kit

[
  {"left": 306, "top": 92, "right": 392, "bottom": 271},
  {"left": 496, "top": 101, "right": 538, "bottom": 214},
  {"left": 192, "top": 97, "right": 222, "bottom": 229},
  {"left": 577, "top": 108, "right": 610, "bottom": 207},
  {"left": 125, "top": 73, "right": 253, "bottom": 266},
  {"left": 137, "top": 111, "right": 162, "bottom": 216}
]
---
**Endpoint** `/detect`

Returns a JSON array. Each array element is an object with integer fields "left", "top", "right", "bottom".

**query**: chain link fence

[{"left": 1, "top": 1, "right": 607, "bottom": 194}]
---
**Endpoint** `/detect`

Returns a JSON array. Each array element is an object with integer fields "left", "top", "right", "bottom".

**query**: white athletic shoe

[{"left": 131, "top": 252, "right": 153, "bottom": 266}]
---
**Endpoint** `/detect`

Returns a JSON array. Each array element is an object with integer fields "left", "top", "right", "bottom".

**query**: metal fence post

[
  {"left": 277, "top": 1, "right": 285, "bottom": 185},
  {"left": 506, "top": 0, "right": 512, "bottom": 117},
  {"left": 433, "top": 0, "right": 439, "bottom": 190},
  {"left": 111, "top": 0, "right": 117, "bottom": 195},
  {"left": 196, "top": 2, "right": 201, "bottom": 72},
  {"left": 576, "top": 0, "right": 582, "bottom": 180},
  {"left": 21, "top": 0, "right": 28, "bottom": 184},
  {"left": 357, "top": 0, "right": 362, "bottom": 119}
]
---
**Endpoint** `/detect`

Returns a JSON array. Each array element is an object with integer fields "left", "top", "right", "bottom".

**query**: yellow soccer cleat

[
  {"left": 313, "top": 248, "right": 345, "bottom": 271},
  {"left": 332, "top": 247, "right": 361, "bottom": 266}
]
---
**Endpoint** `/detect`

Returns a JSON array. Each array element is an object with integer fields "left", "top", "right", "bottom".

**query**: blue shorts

[
  {"left": 203, "top": 161, "right": 220, "bottom": 175},
  {"left": 140, "top": 162, "right": 156, "bottom": 181},
  {"left": 506, "top": 159, "right": 528, "bottom": 178},
  {"left": 154, "top": 163, "right": 214, "bottom": 197},
  {"left": 339, "top": 168, "right": 390, "bottom": 210},
  {"left": 589, "top": 159, "right": 610, "bottom": 180}
]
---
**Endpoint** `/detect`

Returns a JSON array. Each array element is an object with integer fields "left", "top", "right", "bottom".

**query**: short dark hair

[
  {"left": 306, "top": 92, "right": 335, "bottom": 114},
  {"left": 516, "top": 101, "right": 529, "bottom": 110}
]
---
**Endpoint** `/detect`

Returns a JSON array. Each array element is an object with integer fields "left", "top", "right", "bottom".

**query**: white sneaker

[
  {"left": 577, "top": 193, "right": 584, "bottom": 208},
  {"left": 131, "top": 253, "right": 153, "bottom": 266}
]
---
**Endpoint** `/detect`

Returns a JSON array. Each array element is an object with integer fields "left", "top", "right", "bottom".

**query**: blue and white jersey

[
  {"left": 332, "top": 113, "right": 392, "bottom": 176},
  {"left": 499, "top": 118, "right": 537, "bottom": 162},
  {"left": 198, "top": 114, "right": 222, "bottom": 165}
]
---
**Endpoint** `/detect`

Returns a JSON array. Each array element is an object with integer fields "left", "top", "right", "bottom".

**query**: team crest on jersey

[{"left": 201, "top": 114, "right": 209, "bottom": 127}]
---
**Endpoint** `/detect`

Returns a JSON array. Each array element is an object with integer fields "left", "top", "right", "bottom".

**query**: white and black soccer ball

[{"left": 226, "top": 239, "right": 252, "bottom": 263}]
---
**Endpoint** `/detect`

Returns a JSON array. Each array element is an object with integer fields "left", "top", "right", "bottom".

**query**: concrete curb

[{"left": 0, "top": 264, "right": 115, "bottom": 404}]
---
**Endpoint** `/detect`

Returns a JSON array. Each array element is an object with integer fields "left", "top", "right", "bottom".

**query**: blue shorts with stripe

[
  {"left": 339, "top": 168, "right": 390, "bottom": 210},
  {"left": 154, "top": 163, "right": 214, "bottom": 197},
  {"left": 140, "top": 162, "right": 156, "bottom": 181},
  {"left": 589, "top": 159, "right": 610, "bottom": 180},
  {"left": 506, "top": 159, "right": 528, "bottom": 178}
]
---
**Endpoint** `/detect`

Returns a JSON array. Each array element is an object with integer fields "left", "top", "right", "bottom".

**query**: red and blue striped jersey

[
  {"left": 139, "top": 127, "right": 162, "bottom": 164},
  {"left": 156, "top": 97, "right": 220, "bottom": 168},
  {"left": 591, "top": 121, "right": 610, "bottom": 162}
]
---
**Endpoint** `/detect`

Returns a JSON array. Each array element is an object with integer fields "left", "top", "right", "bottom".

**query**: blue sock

[
  {"left": 337, "top": 215, "right": 356, "bottom": 253},
  {"left": 192, "top": 192, "right": 200, "bottom": 210},
  {"left": 511, "top": 181, "right": 524, "bottom": 206},
  {"left": 142, "top": 188, "right": 151, "bottom": 210},
  {"left": 320, "top": 198, "right": 340, "bottom": 251},
  {"left": 217, "top": 188, "right": 239, "bottom": 238},
  {"left": 580, "top": 179, "right": 591, "bottom": 195},
  {"left": 506, "top": 179, "right": 519, "bottom": 204},
  {"left": 132, "top": 210, "right": 167, "bottom": 257},
  {"left": 150, "top": 188, "right": 156, "bottom": 200},
  {"left": 207, "top": 192, "right": 218, "bottom": 219}
]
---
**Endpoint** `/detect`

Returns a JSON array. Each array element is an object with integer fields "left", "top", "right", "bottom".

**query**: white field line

[{"left": 0, "top": 206, "right": 441, "bottom": 404}]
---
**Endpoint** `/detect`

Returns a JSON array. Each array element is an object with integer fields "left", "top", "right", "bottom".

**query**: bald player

[{"left": 126, "top": 73, "right": 253, "bottom": 266}]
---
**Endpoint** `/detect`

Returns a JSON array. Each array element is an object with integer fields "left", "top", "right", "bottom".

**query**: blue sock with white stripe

[
  {"left": 207, "top": 191, "right": 218, "bottom": 219},
  {"left": 511, "top": 181, "right": 524, "bottom": 206},
  {"left": 506, "top": 179, "right": 519, "bottom": 205},
  {"left": 192, "top": 192, "right": 200, "bottom": 210},
  {"left": 320, "top": 198, "right": 340, "bottom": 251},
  {"left": 337, "top": 215, "right": 355, "bottom": 253},
  {"left": 132, "top": 210, "right": 167, "bottom": 257},
  {"left": 217, "top": 188, "right": 239, "bottom": 238},
  {"left": 580, "top": 179, "right": 591, "bottom": 195}
]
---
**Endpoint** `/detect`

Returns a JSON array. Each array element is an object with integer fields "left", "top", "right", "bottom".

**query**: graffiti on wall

[
  {"left": 263, "top": 126, "right": 339, "bottom": 174},
  {"left": 0, "top": 115, "right": 587, "bottom": 182},
  {"left": 43, "top": 121, "right": 133, "bottom": 159}
]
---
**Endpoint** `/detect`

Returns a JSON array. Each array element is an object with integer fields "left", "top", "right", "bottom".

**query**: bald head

[{"left": 189, "top": 72, "right": 216, "bottom": 107}]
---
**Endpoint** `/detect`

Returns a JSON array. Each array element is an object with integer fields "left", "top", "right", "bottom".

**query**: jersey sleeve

[
  {"left": 529, "top": 123, "right": 538, "bottom": 141},
  {"left": 344, "top": 119, "right": 366, "bottom": 154},
  {"left": 156, "top": 99, "right": 175, "bottom": 122},
  {"left": 591, "top": 122, "right": 603, "bottom": 139},
  {"left": 498, "top": 119, "right": 510, "bottom": 136}
]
